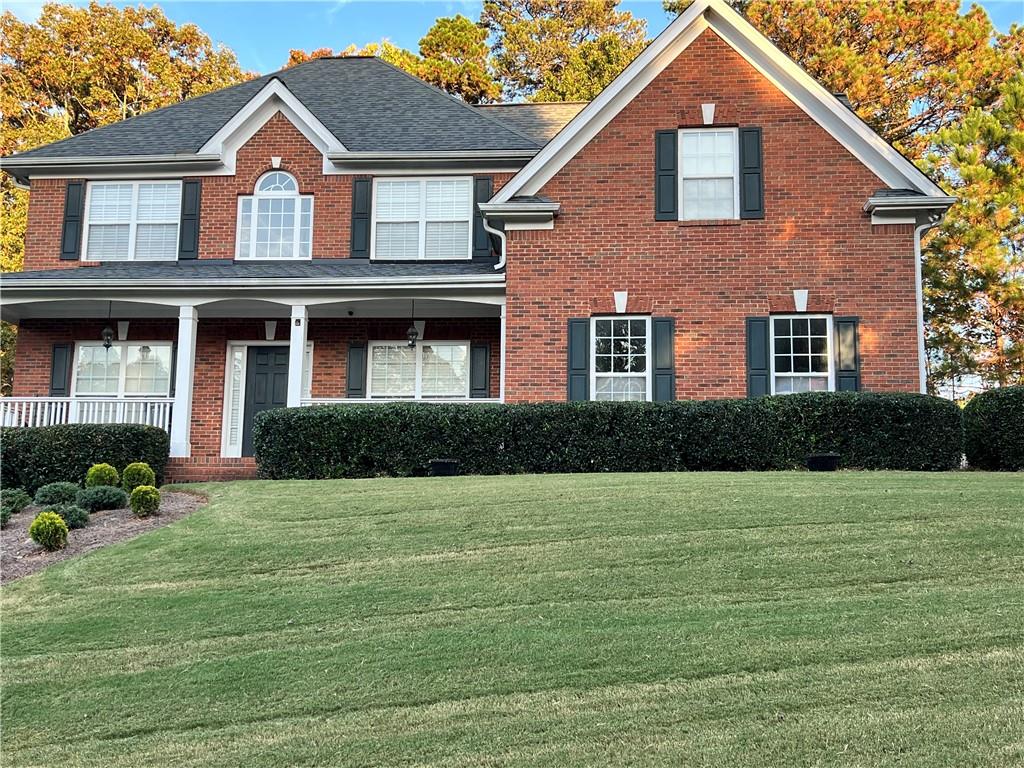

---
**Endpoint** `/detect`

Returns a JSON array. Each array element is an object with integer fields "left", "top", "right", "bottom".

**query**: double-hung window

[
  {"left": 591, "top": 316, "right": 652, "bottom": 401},
  {"left": 770, "top": 315, "right": 833, "bottom": 394},
  {"left": 83, "top": 181, "right": 181, "bottom": 260},
  {"left": 72, "top": 342, "right": 173, "bottom": 397},
  {"left": 679, "top": 128, "right": 739, "bottom": 220},
  {"left": 236, "top": 171, "right": 313, "bottom": 259},
  {"left": 367, "top": 341, "right": 470, "bottom": 399},
  {"left": 372, "top": 177, "right": 473, "bottom": 260}
]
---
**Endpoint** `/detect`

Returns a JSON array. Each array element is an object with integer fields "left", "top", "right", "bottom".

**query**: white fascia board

[
  {"left": 2, "top": 154, "right": 222, "bottom": 183},
  {"left": 199, "top": 78, "right": 346, "bottom": 174},
  {"left": 863, "top": 195, "right": 957, "bottom": 212},
  {"left": 494, "top": 0, "right": 945, "bottom": 202},
  {"left": 0, "top": 275, "right": 506, "bottom": 292}
]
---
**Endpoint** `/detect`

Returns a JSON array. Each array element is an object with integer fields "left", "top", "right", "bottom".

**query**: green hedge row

[
  {"left": 254, "top": 392, "right": 963, "bottom": 478},
  {"left": 963, "top": 385, "right": 1024, "bottom": 471},
  {"left": 0, "top": 424, "right": 169, "bottom": 494}
]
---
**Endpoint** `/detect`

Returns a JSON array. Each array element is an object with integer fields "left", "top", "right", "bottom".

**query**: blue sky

[{"left": 6, "top": 0, "right": 1022, "bottom": 75}]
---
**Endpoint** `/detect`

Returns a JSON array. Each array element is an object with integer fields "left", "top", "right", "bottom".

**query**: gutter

[
  {"left": 1, "top": 153, "right": 223, "bottom": 184},
  {"left": 0, "top": 274, "right": 505, "bottom": 291}
]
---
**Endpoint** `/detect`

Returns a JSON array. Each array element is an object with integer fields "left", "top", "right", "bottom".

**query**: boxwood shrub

[
  {"left": 963, "top": 385, "right": 1024, "bottom": 471},
  {"left": 129, "top": 486, "right": 161, "bottom": 518},
  {"left": 0, "top": 424, "right": 168, "bottom": 495},
  {"left": 29, "top": 511, "right": 68, "bottom": 551},
  {"left": 253, "top": 392, "right": 963, "bottom": 479}
]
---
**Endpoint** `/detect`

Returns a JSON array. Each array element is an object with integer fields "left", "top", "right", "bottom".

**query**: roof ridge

[{"left": 370, "top": 57, "right": 542, "bottom": 148}]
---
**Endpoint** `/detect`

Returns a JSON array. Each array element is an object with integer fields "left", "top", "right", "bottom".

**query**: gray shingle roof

[
  {"left": 476, "top": 102, "right": 588, "bottom": 144},
  {"left": 1, "top": 260, "right": 502, "bottom": 283},
  {"left": 9, "top": 58, "right": 540, "bottom": 160}
]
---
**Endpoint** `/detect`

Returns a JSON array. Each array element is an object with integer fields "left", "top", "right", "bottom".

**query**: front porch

[{"left": 2, "top": 289, "right": 506, "bottom": 474}]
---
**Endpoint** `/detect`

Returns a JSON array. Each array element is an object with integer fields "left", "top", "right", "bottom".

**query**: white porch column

[
  {"left": 499, "top": 301, "right": 507, "bottom": 402},
  {"left": 287, "top": 305, "right": 308, "bottom": 407},
  {"left": 170, "top": 305, "right": 198, "bottom": 458}
]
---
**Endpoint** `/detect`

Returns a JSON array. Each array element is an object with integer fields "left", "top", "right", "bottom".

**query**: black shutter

[
  {"left": 49, "top": 343, "right": 72, "bottom": 396},
  {"left": 472, "top": 176, "right": 494, "bottom": 259},
  {"left": 746, "top": 317, "right": 770, "bottom": 397},
  {"left": 654, "top": 130, "right": 678, "bottom": 221},
  {"left": 834, "top": 316, "right": 861, "bottom": 391},
  {"left": 567, "top": 319, "right": 590, "bottom": 401},
  {"left": 470, "top": 343, "right": 490, "bottom": 398},
  {"left": 346, "top": 343, "right": 367, "bottom": 397},
  {"left": 652, "top": 317, "right": 676, "bottom": 401},
  {"left": 60, "top": 182, "right": 85, "bottom": 260},
  {"left": 739, "top": 127, "right": 764, "bottom": 219},
  {"left": 178, "top": 180, "right": 201, "bottom": 260},
  {"left": 169, "top": 343, "right": 177, "bottom": 397},
  {"left": 350, "top": 178, "right": 372, "bottom": 259}
]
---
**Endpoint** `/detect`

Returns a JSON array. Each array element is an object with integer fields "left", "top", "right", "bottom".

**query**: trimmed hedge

[
  {"left": 254, "top": 393, "right": 963, "bottom": 479},
  {"left": 963, "top": 385, "right": 1024, "bottom": 471},
  {"left": 0, "top": 424, "right": 169, "bottom": 495}
]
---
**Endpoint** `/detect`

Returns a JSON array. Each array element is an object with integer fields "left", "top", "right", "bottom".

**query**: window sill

[{"left": 676, "top": 219, "right": 742, "bottom": 227}]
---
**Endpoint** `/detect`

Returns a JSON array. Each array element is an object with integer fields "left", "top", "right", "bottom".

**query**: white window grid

[
  {"left": 82, "top": 181, "right": 182, "bottom": 261},
  {"left": 590, "top": 316, "right": 653, "bottom": 402},
  {"left": 370, "top": 177, "right": 474, "bottom": 261},
  {"left": 366, "top": 341, "right": 471, "bottom": 399},
  {"left": 769, "top": 314, "right": 835, "bottom": 394},
  {"left": 678, "top": 127, "right": 740, "bottom": 221},
  {"left": 71, "top": 341, "right": 174, "bottom": 398},
  {"left": 235, "top": 171, "right": 313, "bottom": 260}
]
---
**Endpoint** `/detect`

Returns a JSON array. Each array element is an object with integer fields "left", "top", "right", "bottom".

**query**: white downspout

[
  {"left": 482, "top": 216, "right": 507, "bottom": 271},
  {"left": 914, "top": 216, "right": 940, "bottom": 394}
]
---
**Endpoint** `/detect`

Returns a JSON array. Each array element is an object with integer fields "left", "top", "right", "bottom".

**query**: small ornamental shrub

[
  {"left": 76, "top": 486, "right": 129, "bottom": 513},
  {"left": 0, "top": 507, "right": 10, "bottom": 529},
  {"left": 51, "top": 504, "right": 89, "bottom": 530},
  {"left": 29, "top": 511, "right": 68, "bottom": 551},
  {"left": 34, "top": 481, "right": 80, "bottom": 507},
  {"left": 0, "top": 424, "right": 169, "bottom": 495},
  {"left": 130, "top": 486, "right": 160, "bottom": 518},
  {"left": 1, "top": 488, "right": 32, "bottom": 515},
  {"left": 963, "top": 385, "right": 1024, "bottom": 471},
  {"left": 85, "top": 463, "right": 120, "bottom": 488},
  {"left": 122, "top": 463, "right": 157, "bottom": 494}
]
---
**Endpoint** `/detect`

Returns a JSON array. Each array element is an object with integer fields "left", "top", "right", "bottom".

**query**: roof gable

[{"left": 493, "top": 0, "right": 944, "bottom": 202}]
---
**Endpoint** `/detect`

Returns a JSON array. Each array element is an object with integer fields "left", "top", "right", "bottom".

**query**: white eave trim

[
  {"left": 328, "top": 149, "right": 537, "bottom": 174},
  {"left": 0, "top": 275, "right": 505, "bottom": 291},
  {"left": 479, "top": 200, "right": 560, "bottom": 226},
  {"left": 1, "top": 153, "right": 221, "bottom": 168},
  {"left": 493, "top": 0, "right": 946, "bottom": 203},
  {"left": 863, "top": 195, "right": 957, "bottom": 212}
]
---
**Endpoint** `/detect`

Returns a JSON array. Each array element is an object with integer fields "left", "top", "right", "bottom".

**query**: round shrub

[
  {"left": 29, "top": 511, "right": 68, "bottom": 551},
  {"left": 130, "top": 486, "right": 161, "bottom": 518},
  {"left": 34, "top": 481, "right": 80, "bottom": 507},
  {"left": 76, "top": 485, "right": 129, "bottom": 513},
  {"left": 0, "top": 506, "right": 10, "bottom": 529},
  {"left": 122, "top": 463, "right": 156, "bottom": 494},
  {"left": 1, "top": 487, "right": 32, "bottom": 515},
  {"left": 85, "top": 463, "right": 120, "bottom": 488},
  {"left": 963, "top": 385, "right": 1024, "bottom": 471},
  {"left": 50, "top": 504, "right": 90, "bottom": 530}
]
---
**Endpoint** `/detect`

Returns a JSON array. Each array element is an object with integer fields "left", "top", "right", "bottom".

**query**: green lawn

[{"left": 2, "top": 473, "right": 1022, "bottom": 767}]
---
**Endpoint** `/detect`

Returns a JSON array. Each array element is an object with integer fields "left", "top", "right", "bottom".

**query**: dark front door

[{"left": 242, "top": 346, "right": 289, "bottom": 457}]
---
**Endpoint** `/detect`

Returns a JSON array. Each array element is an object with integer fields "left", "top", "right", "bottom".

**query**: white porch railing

[
  {"left": 300, "top": 398, "right": 501, "bottom": 405},
  {"left": 0, "top": 397, "right": 173, "bottom": 431}
]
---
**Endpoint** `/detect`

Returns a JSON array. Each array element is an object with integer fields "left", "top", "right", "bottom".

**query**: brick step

[{"left": 166, "top": 457, "right": 258, "bottom": 483}]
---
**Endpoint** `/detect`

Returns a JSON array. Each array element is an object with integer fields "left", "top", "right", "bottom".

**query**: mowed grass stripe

[{"left": 2, "top": 472, "right": 1022, "bottom": 767}]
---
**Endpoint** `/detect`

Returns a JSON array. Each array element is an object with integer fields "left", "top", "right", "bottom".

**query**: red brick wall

[
  {"left": 13, "top": 316, "right": 499, "bottom": 459},
  {"left": 504, "top": 29, "right": 920, "bottom": 401},
  {"left": 23, "top": 178, "right": 86, "bottom": 271}
]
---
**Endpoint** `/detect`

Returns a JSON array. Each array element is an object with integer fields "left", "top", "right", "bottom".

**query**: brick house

[{"left": 0, "top": 0, "right": 953, "bottom": 481}]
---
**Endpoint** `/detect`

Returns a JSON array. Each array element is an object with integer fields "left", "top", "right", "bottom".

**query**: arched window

[{"left": 236, "top": 171, "right": 313, "bottom": 259}]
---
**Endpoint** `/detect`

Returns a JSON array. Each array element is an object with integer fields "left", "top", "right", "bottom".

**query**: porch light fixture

[
  {"left": 406, "top": 300, "right": 419, "bottom": 347},
  {"left": 101, "top": 302, "right": 114, "bottom": 349}
]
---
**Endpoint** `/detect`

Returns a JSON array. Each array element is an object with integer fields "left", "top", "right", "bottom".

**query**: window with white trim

[
  {"left": 679, "top": 128, "right": 739, "bottom": 220},
  {"left": 591, "top": 316, "right": 651, "bottom": 401},
  {"left": 72, "top": 342, "right": 173, "bottom": 397},
  {"left": 83, "top": 181, "right": 181, "bottom": 260},
  {"left": 367, "top": 341, "right": 470, "bottom": 398},
  {"left": 372, "top": 177, "right": 473, "bottom": 260},
  {"left": 770, "top": 315, "right": 833, "bottom": 394},
  {"left": 236, "top": 171, "right": 313, "bottom": 259}
]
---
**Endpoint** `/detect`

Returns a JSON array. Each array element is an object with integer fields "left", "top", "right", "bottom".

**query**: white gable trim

[
  {"left": 198, "top": 78, "right": 346, "bottom": 175},
  {"left": 493, "top": 0, "right": 944, "bottom": 203}
]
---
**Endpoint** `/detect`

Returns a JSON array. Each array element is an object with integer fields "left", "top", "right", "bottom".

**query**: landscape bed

[{"left": 1, "top": 472, "right": 1022, "bottom": 767}]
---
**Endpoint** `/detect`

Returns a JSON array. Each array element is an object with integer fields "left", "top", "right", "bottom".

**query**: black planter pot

[
  {"left": 428, "top": 458, "right": 460, "bottom": 477},
  {"left": 806, "top": 452, "right": 841, "bottom": 472}
]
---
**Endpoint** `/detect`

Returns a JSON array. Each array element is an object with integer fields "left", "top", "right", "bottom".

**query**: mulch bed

[{"left": 1, "top": 491, "right": 206, "bottom": 585}]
